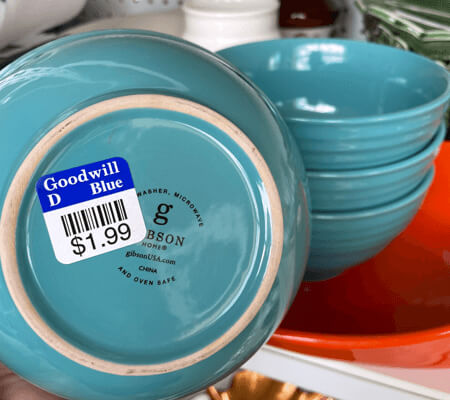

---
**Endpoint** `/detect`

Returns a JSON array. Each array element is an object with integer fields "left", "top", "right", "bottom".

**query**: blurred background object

[
  {"left": 0, "top": 0, "right": 86, "bottom": 54},
  {"left": 278, "top": 0, "right": 365, "bottom": 39},
  {"left": 0, "top": 0, "right": 185, "bottom": 67},
  {"left": 80, "top": 0, "right": 182, "bottom": 20},
  {"left": 278, "top": 0, "right": 336, "bottom": 38},
  {"left": 0, "top": 0, "right": 368, "bottom": 66},
  {"left": 182, "top": 0, "right": 281, "bottom": 51},
  {"left": 356, "top": 0, "right": 449, "bottom": 67},
  {"left": 207, "top": 370, "right": 335, "bottom": 400},
  {"left": 64, "top": 10, "right": 184, "bottom": 38},
  {"left": 341, "top": 0, "right": 365, "bottom": 39}
]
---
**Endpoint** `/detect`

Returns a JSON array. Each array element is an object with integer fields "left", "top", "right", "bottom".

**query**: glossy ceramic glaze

[
  {"left": 0, "top": 30, "right": 310, "bottom": 400},
  {"left": 270, "top": 141, "right": 450, "bottom": 367},
  {"left": 307, "top": 122, "right": 445, "bottom": 212},
  {"left": 219, "top": 39, "right": 450, "bottom": 170},
  {"left": 307, "top": 168, "right": 434, "bottom": 281}
]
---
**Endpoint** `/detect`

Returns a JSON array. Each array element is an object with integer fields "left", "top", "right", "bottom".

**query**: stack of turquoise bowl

[{"left": 219, "top": 38, "right": 450, "bottom": 281}]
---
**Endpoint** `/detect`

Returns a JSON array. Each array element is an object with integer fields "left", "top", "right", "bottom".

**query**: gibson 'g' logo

[{"left": 153, "top": 203, "right": 173, "bottom": 226}]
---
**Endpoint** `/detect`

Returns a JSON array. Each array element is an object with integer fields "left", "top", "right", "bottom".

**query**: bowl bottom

[{"left": 1, "top": 95, "right": 281, "bottom": 375}]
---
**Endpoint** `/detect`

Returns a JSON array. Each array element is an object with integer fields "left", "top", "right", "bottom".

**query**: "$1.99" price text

[{"left": 71, "top": 223, "right": 131, "bottom": 257}]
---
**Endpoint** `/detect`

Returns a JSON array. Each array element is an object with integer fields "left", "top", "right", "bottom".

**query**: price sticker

[{"left": 36, "top": 157, "right": 147, "bottom": 264}]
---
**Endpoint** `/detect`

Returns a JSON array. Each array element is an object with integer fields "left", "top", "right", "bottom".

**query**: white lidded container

[{"left": 182, "top": 0, "right": 281, "bottom": 51}]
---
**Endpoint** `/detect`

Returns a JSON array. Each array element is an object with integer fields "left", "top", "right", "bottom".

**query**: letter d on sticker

[{"left": 48, "top": 193, "right": 61, "bottom": 207}]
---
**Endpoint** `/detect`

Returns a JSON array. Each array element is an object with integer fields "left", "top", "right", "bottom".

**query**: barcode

[{"left": 60, "top": 199, "right": 128, "bottom": 237}]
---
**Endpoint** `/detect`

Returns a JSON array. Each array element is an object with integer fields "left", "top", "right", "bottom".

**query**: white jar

[{"left": 182, "top": 0, "right": 281, "bottom": 52}]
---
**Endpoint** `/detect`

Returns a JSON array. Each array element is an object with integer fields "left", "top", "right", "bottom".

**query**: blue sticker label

[
  {"left": 36, "top": 157, "right": 147, "bottom": 264},
  {"left": 36, "top": 157, "right": 135, "bottom": 212}
]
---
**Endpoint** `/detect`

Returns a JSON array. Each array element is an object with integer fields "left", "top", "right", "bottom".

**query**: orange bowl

[{"left": 270, "top": 140, "right": 450, "bottom": 368}]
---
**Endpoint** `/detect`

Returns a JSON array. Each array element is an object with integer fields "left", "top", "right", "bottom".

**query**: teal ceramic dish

[
  {"left": 218, "top": 39, "right": 450, "bottom": 171},
  {"left": 0, "top": 30, "right": 310, "bottom": 400},
  {"left": 307, "top": 122, "right": 445, "bottom": 212},
  {"left": 307, "top": 168, "right": 434, "bottom": 281}
]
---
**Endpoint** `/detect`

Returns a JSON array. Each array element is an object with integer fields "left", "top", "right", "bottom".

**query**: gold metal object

[{"left": 207, "top": 370, "right": 335, "bottom": 400}]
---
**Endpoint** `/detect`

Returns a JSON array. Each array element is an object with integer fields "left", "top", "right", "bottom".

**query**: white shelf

[{"left": 242, "top": 346, "right": 450, "bottom": 400}]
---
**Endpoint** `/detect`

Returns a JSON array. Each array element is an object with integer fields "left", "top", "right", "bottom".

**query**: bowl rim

[
  {"left": 312, "top": 167, "right": 435, "bottom": 220},
  {"left": 219, "top": 38, "right": 450, "bottom": 125},
  {"left": 272, "top": 324, "right": 450, "bottom": 349},
  {"left": 307, "top": 122, "right": 445, "bottom": 179},
  {"left": 0, "top": 28, "right": 226, "bottom": 79}
]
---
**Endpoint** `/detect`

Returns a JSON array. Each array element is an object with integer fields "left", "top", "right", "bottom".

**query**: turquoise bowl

[
  {"left": 307, "top": 168, "right": 434, "bottom": 281},
  {"left": 0, "top": 30, "right": 310, "bottom": 400},
  {"left": 307, "top": 122, "right": 445, "bottom": 212},
  {"left": 218, "top": 39, "right": 450, "bottom": 171}
]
